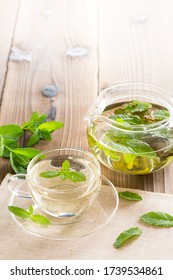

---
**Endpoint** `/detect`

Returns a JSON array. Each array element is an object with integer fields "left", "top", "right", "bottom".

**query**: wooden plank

[
  {"left": 0, "top": 0, "right": 98, "bottom": 182},
  {"left": 98, "top": 0, "right": 173, "bottom": 193},
  {"left": 0, "top": 0, "right": 19, "bottom": 102},
  {"left": 0, "top": 0, "right": 20, "bottom": 180}
]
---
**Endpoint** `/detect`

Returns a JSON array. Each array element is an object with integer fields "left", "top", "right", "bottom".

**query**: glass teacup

[{"left": 8, "top": 148, "right": 101, "bottom": 224}]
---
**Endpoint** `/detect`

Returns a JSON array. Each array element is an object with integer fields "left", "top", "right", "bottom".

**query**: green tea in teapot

[{"left": 87, "top": 99, "right": 173, "bottom": 175}]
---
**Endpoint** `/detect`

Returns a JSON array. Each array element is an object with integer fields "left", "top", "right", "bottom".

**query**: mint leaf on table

[
  {"left": 40, "top": 160, "right": 87, "bottom": 182},
  {"left": 13, "top": 147, "right": 40, "bottom": 159},
  {"left": 0, "top": 135, "right": 4, "bottom": 156},
  {"left": 27, "top": 129, "right": 40, "bottom": 146},
  {"left": 38, "top": 121, "right": 64, "bottom": 132},
  {"left": 8, "top": 205, "right": 51, "bottom": 225},
  {"left": 114, "top": 227, "right": 142, "bottom": 249},
  {"left": 22, "top": 111, "right": 47, "bottom": 130},
  {"left": 118, "top": 191, "right": 142, "bottom": 201},
  {"left": 0, "top": 111, "right": 64, "bottom": 174},
  {"left": 152, "top": 110, "right": 170, "bottom": 120},
  {"left": 140, "top": 211, "right": 173, "bottom": 227},
  {"left": 0, "top": 124, "right": 23, "bottom": 140},
  {"left": 22, "top": 112, "right": 64, "bottom": 146},
  {"left": 9, "top": 147, "right": 41, "bottom": 174},
  {"left": 10, "top": 152, "right": 28, "bottom": 174}
]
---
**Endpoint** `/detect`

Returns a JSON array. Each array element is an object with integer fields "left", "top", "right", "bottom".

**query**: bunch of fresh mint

[{"left": 0, "top": 111, "right": 63, "bottom": 174}]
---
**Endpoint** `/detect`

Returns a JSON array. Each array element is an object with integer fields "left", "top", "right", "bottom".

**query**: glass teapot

[{"left": 85, "top": 83, "right": 173, "bottom": 175}]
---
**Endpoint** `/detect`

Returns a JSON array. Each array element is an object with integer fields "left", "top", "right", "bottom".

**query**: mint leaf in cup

[
  {"left": 118, "top": 191, "right": 142, "bottom": 201},
  {"left": 140, "top": 211, "right": 173, "bottom": 227},
  {"left": 114, "top": 226, "right": 142, "bottom": 249},
  {"left": 40, "top": 160, "right": 87, "bottom": 182},
  {"left": 152, "top": 110, "right": 170, "bottom": 120}
]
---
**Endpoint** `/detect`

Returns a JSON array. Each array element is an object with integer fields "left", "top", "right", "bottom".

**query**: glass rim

[{"left": 27, "top": 147, "right": 101, "bottom": 193}]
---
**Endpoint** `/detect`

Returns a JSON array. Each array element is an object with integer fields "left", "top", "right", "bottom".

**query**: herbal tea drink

[
  {"left": 27, "top": 148, "right": 101, "bottom": 223},
  {"left": 86, "top": 83, "right": 173, "bottom": 175}
]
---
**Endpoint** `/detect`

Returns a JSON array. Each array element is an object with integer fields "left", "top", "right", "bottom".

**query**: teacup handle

[{"left": 8, "top": 174, "right": 31, "bottom": 198}]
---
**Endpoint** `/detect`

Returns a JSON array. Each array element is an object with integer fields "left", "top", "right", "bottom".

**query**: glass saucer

[{"left": 8, "top": 176, "right": 119, "bottom": 240}]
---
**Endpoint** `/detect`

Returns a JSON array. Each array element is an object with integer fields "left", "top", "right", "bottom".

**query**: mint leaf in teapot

[
  {"left": 109, "top": 114, "right": 142, "bottom": 125},
  {"left": 152, "top": 110, "right": 170, "bottom": 120},
  {"left": 114, "top": 227, "right": 142, "bottom": 249},
  {"left": 40, "top": 160, "right": 87, "bottom": 182},
  {"left": 124, "top": 100, "right": 152, "bottom": 114},
  {"left": 118, "top": 191, "right": 142, "bottom": 201},
  {"left": 140, "top": 211, "right": 173, "bottom": 227}
]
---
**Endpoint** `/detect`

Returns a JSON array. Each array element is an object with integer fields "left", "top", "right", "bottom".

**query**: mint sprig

[
  {"left": 8, "top": 205, "right": 50, "bottom": 225},
  {"left": 118, "top": 191, "right": 142, "bottom": 201},
  {"left": 22, "top": 111, "right": 64, "bottom": 146},
  {"left": 114, "top": 226, "right": 142, "bottom": 249},
  {"left": 0, "top": 111, "right": 64, "bottom": 174},
  {"left": 40, "top": 159, "right": 87, "bottom": 182}
]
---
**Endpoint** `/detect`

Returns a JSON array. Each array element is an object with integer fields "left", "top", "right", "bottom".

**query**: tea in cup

[{"left": 8, "top": 148, "right": 101, "bottom": 224}]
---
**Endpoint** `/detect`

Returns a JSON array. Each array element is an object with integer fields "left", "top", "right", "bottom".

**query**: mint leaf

[
  {"left": 123, "top": 153, "right": 136, "bottom": 164},
  {"left": 152, "top": 110, "right": 170, "bottom": 120},
  {"left": 38, "top": 121, "right": 64, "bottom": 132},
  {"left": 62, "top": 160, "right": 70, "bottom": 171},
  {"left": 22, "top": 112, "right": 47, "bottom": 129},
  {"left": 22, "top": 112, "right": 63, "bottom": 147},
  {"left": 114, "top": 227, "right": 142, "bottom": 249},
  {"left": 64, "top": 171, "right": 86, "bottom": 182},
  {"left": 10, "top": 152, "right": 27, "bottom": 174},
  {"left": 27, "top": 129, "right": 40, "bottom": 146},
  {"left": 40, "top": 170, "right": 60, "bottom": 178},
  {"left": 110, "top": 114, "right": 142, "bottom": 125},
  {"left": 8, "top": 205, "right": 51, "bottom": 225},
  {"left": 140, "top": 211, "right": 173, "bottom": 227},
  {"left": 0, "top": 135, "right": 4, "bottom": 156},
  {"left": 39, "top": 130, "right": 52, "bottom": 141},
  {"left": 13, "top": 147, "right": 40, "bottom": 159},
  {"left": 28, "top": 205, "right": 33, "bottom": 215},
  {"left": 30, "top": 214, "right": 51, "bottom": 225},
  {"left": 10, "top": 152, "right": 29, "bottom": 166},
  {"left": 8, "top": 206, "right": 31, "bottom": 218},
  {"left": 0, "top": 124, "right": 23, "bottom": 140},
  {"left": 124, "top": 101, "right": 152, "bottom": 113},
  {"left": 126, "top": 139, "right": 157, "bottom": 158},
  {"left": 118, "top": 191, "right": 142, "bottom": 201},
  {"left": 39, "top": 160, "right": 87, "bottom": 182}
]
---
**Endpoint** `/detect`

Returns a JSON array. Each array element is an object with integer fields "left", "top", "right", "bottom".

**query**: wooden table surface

[{"left": 1, "top": 0, "right": 173, "bottom": 260}]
